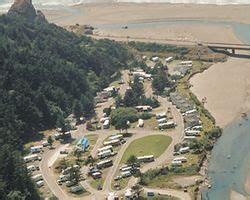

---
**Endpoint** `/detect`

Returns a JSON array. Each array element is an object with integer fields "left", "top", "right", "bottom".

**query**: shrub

[{"left": 139, "top": 113, "right": 153, "bottom": 120}]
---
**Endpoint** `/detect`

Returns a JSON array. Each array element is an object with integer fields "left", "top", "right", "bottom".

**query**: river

[{"left": 204, "top": 118, "right": 250, "bottom": 199}]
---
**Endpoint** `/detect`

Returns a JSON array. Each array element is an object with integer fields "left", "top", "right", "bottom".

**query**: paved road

[{"left": 40, "top": 145, "right": 70, "bottom": 200}]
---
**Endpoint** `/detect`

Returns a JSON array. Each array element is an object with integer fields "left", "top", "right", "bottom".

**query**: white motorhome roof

[
  {"left": 24, "top": 154, "right": 38, "bottom": 159},
  {"left": 97, "top": 145, "right": 113, "bottom": 152},
  {"left": 109, "top": 134, "right": 123, "bottom": 140}
]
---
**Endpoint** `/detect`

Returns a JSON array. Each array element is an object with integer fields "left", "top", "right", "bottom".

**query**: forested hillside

[{"left": 0, "top": 14, "right": 131, "bottom": 199}]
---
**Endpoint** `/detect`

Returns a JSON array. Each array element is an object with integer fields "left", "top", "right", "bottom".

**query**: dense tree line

[
  {"left": 128, "top": 41, "right": 190, "bottom": 55},
  {"left": 0, "top": 15, "right": 132, "bottom": 199}
]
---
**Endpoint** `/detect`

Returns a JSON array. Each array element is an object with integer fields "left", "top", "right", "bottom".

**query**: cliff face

[{"left": 7, "top": 0, "right": 47, "bottom": 23}]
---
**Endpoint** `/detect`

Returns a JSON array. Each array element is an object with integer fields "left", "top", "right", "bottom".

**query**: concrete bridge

[{"left": 202, "top": 42, "right": 250, "bottom": 56}]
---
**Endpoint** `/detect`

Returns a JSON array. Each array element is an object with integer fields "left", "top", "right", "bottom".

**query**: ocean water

[{"left": 0, "top": 0, "right": 85, "bottom": 12}]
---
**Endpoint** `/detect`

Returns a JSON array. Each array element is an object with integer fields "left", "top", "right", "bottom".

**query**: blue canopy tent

[{"left": 76, "top": 137, "right": 90, "bottom": 151}]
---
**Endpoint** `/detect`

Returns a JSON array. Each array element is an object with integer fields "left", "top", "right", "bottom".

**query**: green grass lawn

[
  {"left": 121, "top": 135, "right": 172, "bottom": 163},
  {"left": 89, "top": 178, "right": 104, "bottom": 190},
  {"left": 85, "top": 134, "right": 98, "bottom": 151}
]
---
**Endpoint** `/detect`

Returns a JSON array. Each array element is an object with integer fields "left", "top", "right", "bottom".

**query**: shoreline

[{"left": 42, "top": 3, "right": 250, "bottom": 25}]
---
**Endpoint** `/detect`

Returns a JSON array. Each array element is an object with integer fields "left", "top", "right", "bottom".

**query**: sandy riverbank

[
  {"left": 190, "top": 52, "right": 250, "bottom": 200},
  {"left": 190, "top": 57, "right": 250, "bottom": 128}
]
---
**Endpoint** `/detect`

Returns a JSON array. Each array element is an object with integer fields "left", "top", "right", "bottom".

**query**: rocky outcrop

[
  {"left": 35, "top": 10, "right": 47, "bottom": 23},
  {"left": 7, "top": 0, "right": 47, "bottom": 23},
  {"left": 66, "top": 24, "right": 95, "bottom": 35}
]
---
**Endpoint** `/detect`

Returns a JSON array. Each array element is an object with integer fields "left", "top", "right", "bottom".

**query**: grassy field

[
  {"left": 89, "top": 178, "right": 104, "bottom": 190},
  {"left": 85, "top": 134, "right": 98, "bottom": 151},
  {"left": 121, "top": 135, "right": 172, "bottom": 163}
]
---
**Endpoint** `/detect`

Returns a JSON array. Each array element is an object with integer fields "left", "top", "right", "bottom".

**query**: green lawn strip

[{"left": 121, "top": 135, "right": 172, "bottom": 163}]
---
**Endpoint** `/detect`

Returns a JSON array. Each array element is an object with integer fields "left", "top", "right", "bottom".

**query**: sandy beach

[
  {"left": 190, "top": 57, "right": 250, "bottom": 128},
  {"left": 45, "top": 3, "right": 250, "bottom": 25},
  {"left": 231, "top": 190, "right": 247, "bottom": 200},
  {"left": 40, "top": 3, "right": 250, "bottom": 44}
]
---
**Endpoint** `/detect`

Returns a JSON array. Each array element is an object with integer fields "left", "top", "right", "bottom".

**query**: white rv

[{"left": 30, "top": 145, "right": 43, "bottom": 154}]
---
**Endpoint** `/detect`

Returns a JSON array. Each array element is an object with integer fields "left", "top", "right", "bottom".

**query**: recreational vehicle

[
  {"left": 179, "top": 147, "right": 190, "bottom": 154},
  {"left": 24, "top": 154, "right": 40, "bottom": 163},
  {"left": 98, "top": 150, "right": 112, "bottom": 159},
  {"left": 137, "top": 155, "right": 154, "bottom": 163},
  {"left": 32, "top": 174, "right": 43, "bottom": 182},
  {"left": 30, "top": 145, "right": 43, "bottom": 154},
  {"left": 97, "top": 145, "right": 113, "bottom": 153},
  {"left": 96, "top": 159, "right": 113, "bottom": 169},
  {"left": 103, "top": 120, "right": 110, "bottom": 129},
  {"left": 103, "top": 139, "right": 120, "bottom": 146}
]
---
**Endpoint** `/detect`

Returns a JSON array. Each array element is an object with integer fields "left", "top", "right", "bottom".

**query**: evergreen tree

[{"left": 73, "top": 100, "right": 83, "bottom": 120}]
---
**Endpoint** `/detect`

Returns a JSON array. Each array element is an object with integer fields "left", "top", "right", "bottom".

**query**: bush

[
  {"left": 139, "top": 113, "right": 153, "bottom": 120},
  {"left": 110, "top": 108, "right": 138, "bottom": 125},
  {"left": 207, "top": 126, "right": 222, "bottom": 139},
  {"left": 141, "top": 97, "right": 160, "bottom": 108},
  {"left": 86, "top": 121, "right": 95, "bottom": 131},
  {"left": 140, "top": 167, "right": 169, "bottom": 186}
]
